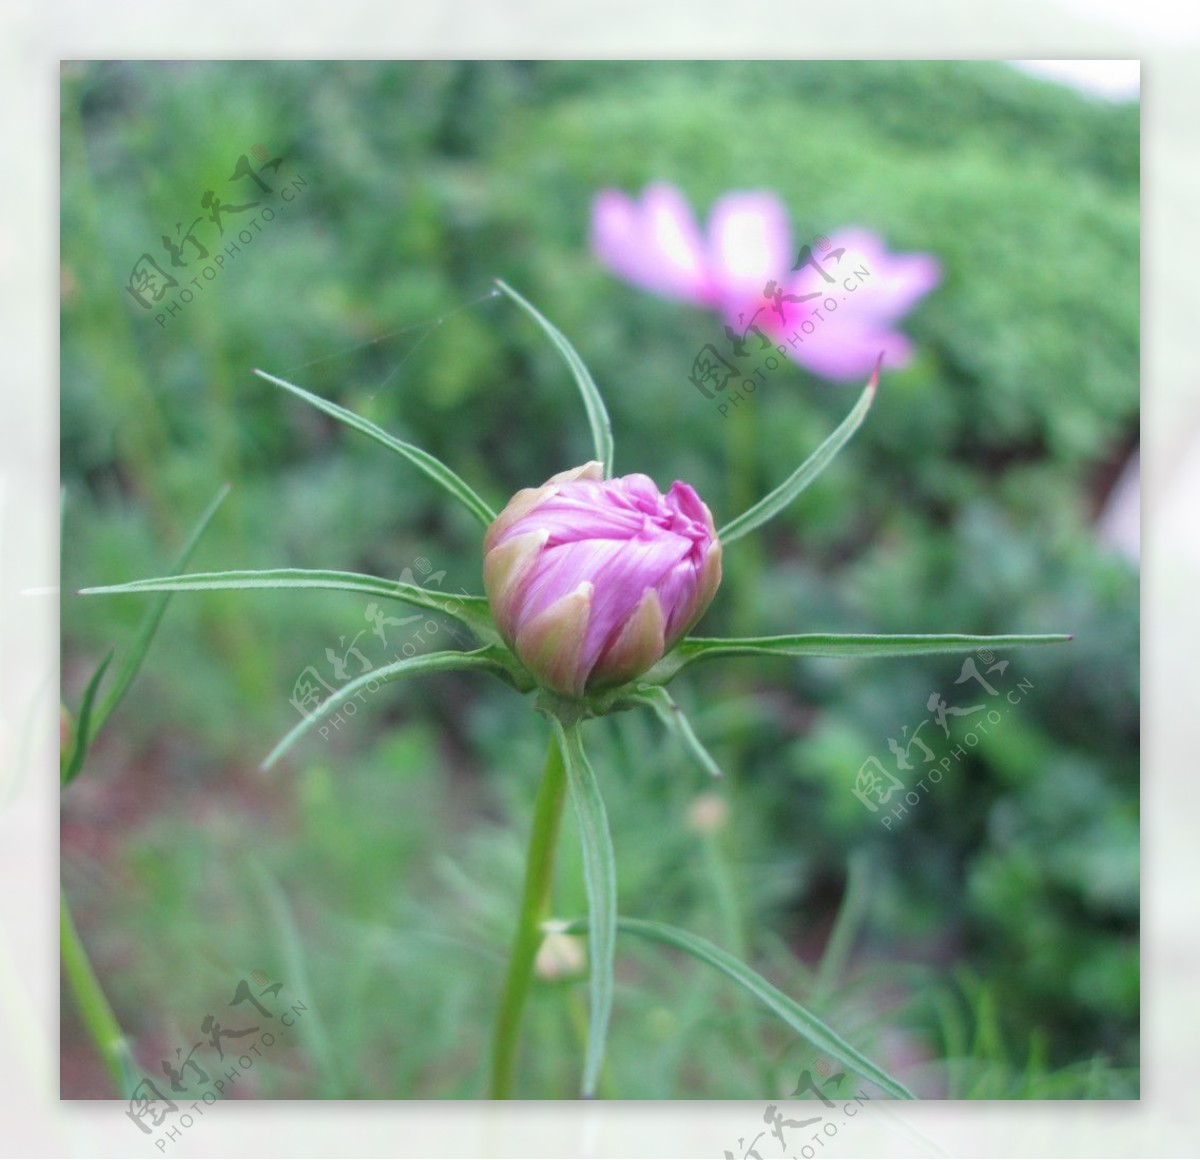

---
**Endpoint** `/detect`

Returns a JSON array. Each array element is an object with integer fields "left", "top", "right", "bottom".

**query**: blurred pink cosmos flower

[
  {"left": 590, "top": 183, "right": 940, "bottom": 381},
  {"left": 483, "top": 460, "right": 722, "bottom": 698}
]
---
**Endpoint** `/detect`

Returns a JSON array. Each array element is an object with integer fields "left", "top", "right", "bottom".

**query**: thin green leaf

[
  {"left": 718, "top": 358, "right": 879, "bottom": 545},
  {"left": 644, "top": 632, "right": 1072, "bottom": 683},
  {"left": 61, "top": 650, "right": 113, "bottom": 787},
  {"left": 553, "top": 718, "right": 617, "bottom": 1097},
  {"left": 813, "top": 850, "right": 870, "bottom": 1006},
  {"left": 80, "top": 567, "right": 500, "bottom": 644},
  {"left": 561, "top": 915, "right": 915, "bottom": 1100},
  {"left": 246, "top": 858, "right": 343, "bottom": 1097},
  {"left": 92, "top": 484, "right": 231, "bottom": 735},
  {"left": 60, "top": 891, "right": 141, "bottom": 1097},
  {"left": 253, "top": 368, "right": 497, "bottom": 527},
  {"left": 263, "top": 647, "right": 513, "bottom": 770},
  {"left": 625, "top": 686, "right": 722, "bottom": 778},
  {"left": 495, "top": 280, "right": 614, "bottom": 477}
]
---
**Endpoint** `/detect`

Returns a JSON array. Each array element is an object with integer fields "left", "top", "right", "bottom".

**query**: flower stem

[
  {"left": 489, "top": 731, "right": 568, "bottom": 1098},
  {"left": 60, "top": 889, "right": 138, "bottom": 1097}
]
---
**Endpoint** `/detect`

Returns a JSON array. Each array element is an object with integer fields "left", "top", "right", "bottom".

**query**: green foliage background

[{"left": 60, "top": 60, "right": 1138, "bottom": 1100}]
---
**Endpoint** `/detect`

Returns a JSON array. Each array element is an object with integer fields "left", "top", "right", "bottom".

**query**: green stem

[
  {"left": 60, "top": 890, "right": 138, "bottom": 1097},
  {"left": 488, "top": 732, "right": 568, "bottom": 1098}
]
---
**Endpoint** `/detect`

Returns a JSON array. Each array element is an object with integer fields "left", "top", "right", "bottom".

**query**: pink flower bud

[{"left": 483, "top": 462, "right": 723, "bottom": 698}]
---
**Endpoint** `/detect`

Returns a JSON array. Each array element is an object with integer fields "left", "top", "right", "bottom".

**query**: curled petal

[
  {"left": 684, "top": 538, "right": 724, "bottom": 636},
  {"left": 592, "top": 587, "right": 666, "bottom": 690},
  {"left": 483, "top": 485, "right": 556, "bottom": 554},
  {"left": 549, "top": 460, "right": 605, "bottom": 485},
  {"left": 513, "top": 582, "right": 594, "bottom": 697},
  {"left": 483, "top": 528, "right": 550, "bottom": 641}
]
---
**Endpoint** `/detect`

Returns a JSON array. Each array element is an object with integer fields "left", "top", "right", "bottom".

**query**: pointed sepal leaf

[
  {"left": 623, "top": 686, "right": 722, "bottom": 778},
  {"left": 263, "top": 645, "right": 519, "bottom": 769},
  {"left": 254, "top": 368, "right": 497, "bottom": 526},
  {"left": 718, "top": 357, "right": 879, "bottom": 545},
  {"left": 81, "top": 568, "right": 501, "bottom": 646},
  {"left": 495, "top": 280, "right": 614, "bottom": 478},
  {"left": 642, "top": 632, "right": 1072, "bottom": 684}
]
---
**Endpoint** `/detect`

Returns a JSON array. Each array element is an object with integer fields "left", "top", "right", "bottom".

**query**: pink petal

[
  {"left": 786, "top": 318, "right": 915, "bottom": 381},
  {"left": 707, "top": 191, "right": 793, "bottom": 306},
  {"left": 590, "top": 184, "right": 714, "bottom": 305},
  {"left": 805, "top": 229, "right": 942, "bottom": 320}
]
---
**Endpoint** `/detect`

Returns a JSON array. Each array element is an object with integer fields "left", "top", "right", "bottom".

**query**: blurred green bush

[{"left": 60, "top": 60, "right": 1138, "bottom": 1098}]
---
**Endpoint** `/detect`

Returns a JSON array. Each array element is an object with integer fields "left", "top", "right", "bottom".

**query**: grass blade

[
  {"left": 495, "top": 280, "right": 614, "bottom": 477},
  {"left": 813, "top": 850, "right": 871, "bottom": 1006},
  {"left": 92, "top": 483, "right": 231, "bottom": 735},
  {"left": 60, "top": 891, "right": 140, "bottom": 1097},
  {"left": 717, "top": 358, "right": 879, "bottom": 545},
  {"left": 561, "top": 915, "right": 916, "bottom": 1100},
  {"left": 263, "top": 646, "right": 513, "bottom": 769},
  {"left": 645, "top": 632, "right": 1072, "bottom": 682},
  {"left": 246, "top": 859, "right": 343, "bottom": 1097},
  {"left": 553, "top": 719, "right": 617, "bottom": 1097},
  {"left": 61, "top": 650, "right": 113, "bottom": 787},
  {"left": 254, "top": 368, "right": 497, "bottom": 527},
  {"left": 80, "top": 567, "right": 500, "bottom": 644}
]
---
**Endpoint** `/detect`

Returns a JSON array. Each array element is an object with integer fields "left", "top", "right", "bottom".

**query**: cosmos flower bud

[{"left": 483, "top": 462, "right": 722, "bottom": 698}]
